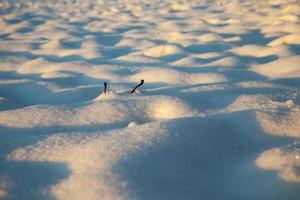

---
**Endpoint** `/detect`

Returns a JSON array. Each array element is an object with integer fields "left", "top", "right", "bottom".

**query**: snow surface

[{"left": 0, "top": 0, "right": 300, "bottom": 199}]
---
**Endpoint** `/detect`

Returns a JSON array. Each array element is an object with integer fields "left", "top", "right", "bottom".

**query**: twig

[
  {"left": 104, "top": 82, "right": 107, "bottom": 94},
  {"left": 131, "top": 79, "right": 144, "bottom": 94}
]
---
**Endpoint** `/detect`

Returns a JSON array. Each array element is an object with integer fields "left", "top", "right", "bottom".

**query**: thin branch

[{"left": 131, "top": 79, "right": 144, "bottom": 94}]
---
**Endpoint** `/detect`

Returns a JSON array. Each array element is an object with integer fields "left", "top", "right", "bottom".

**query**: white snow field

[{"left": 0, "top": 0, "right": 300, "bottom": 199}]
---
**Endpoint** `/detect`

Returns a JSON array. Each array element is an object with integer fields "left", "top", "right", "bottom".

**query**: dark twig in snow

[
  {"left": 104, "top": 82, "right": 107, "bottom": 94},
  {"left": 131, "top": 79, "right": 144, "bottom": 94}
]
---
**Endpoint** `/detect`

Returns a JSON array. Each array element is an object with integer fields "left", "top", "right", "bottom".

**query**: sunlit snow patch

[
  {"left": 251, "top": 56, "right": 300, "bottom": 79},
  {"left": 8, "top": 122, "right": 168, "bottom": 200},
  {"left": 0, "top": 95, "right": 194, "bottom": 128},
  {"left": 256, "top": 105, "right": 300, "bottom": 138},
  {"left": 143, "top": 45, "right": 183, "bottom": 58},
  {"left": 256, "top": 143, "right": 300, "bottom": 182}
]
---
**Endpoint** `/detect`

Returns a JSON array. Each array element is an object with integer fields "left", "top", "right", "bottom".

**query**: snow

[
  {"left": 129, "top": 68, "right": 227, "bottom": 85},
  {"left": 251, "top": 56, "right": 300, "bottom": 78},
  {"left": 256, "top": 143, "right": 300, "bottom": 182},
  {"left": 143, "top": 45, "right": 183, "bottom": 58},
  {"left": 8, "top": 123, "right": 168, "bottom": 200},
  {"left": 282, "top": 4, "right": 300, "bottom": 14},
  {"left": 267, "top": 34, "right": 300, "bottom": 46},
  {"left": 229, "top": 45, "right": 292, "bottom": 58},
  {"left": 0, "top": 0, "right": 300, "bottom": 199},
  {"left": 256, "top": 106, "right": 300, "bottom": 138},
  {"left": 0, "top": 95, "right": 194, "bottom": 128},
  {"left": 0, "top": 175, "right": 13, "bottom": 199}
]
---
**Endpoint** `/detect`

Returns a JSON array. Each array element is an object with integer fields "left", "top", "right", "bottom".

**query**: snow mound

[
  {"left": 0, "top": 41, "right": 32, "bottom": 52},
  {"left": 147, "top": 98, "right": 194, "bottom": 120},
  {"left": 8, "top": 122, "right": 168, "bottom": 200},
  {"left": 169, "top": 3, "right": 190, "bottom": 11},
  {"left": 204, "top": 56, "right": 240, "bottom": 68},
  {"left": 170, "top": 56, "right": 200, "bottom": 67},
  {"left": 225, "top": 0, "right": 247, "bottom": 14},
  {"left": 129, "top": 68, "right": 227, "bottom": 85},
  {"left": 33, "top": 48, "right": 102, "bottom": 59},
  {"left": 279, "top": 15, "right": 299, "bottom": 23},
  {"left": 114, "top": 53, "right": 161, "bottom": 64},
  {"left": 160, "top": 32, "right": 187, "bottom": 43},
  {"left": 256, "top": 144, "right": 300, "bottom": 182},
  {"left": 251, "top": 56, "right": 300, "bottom": 78},
  {"left": 0, "top": 20, "right": 30, "bottom": 35},
  {"left": 229, "top": 45, "right": 291, "bottom": 57},
  {"left": 196, "top": 52, "right": 223, "bottom": 59},
  {"left": 144, "top": 45, "right": 183, "bottom": 58},
  {"left": 81, "top": 36, "right": 100, "bottom": 48},
  {"left": 17, "top": 59, "right": 115, "bottom": 80},
  {"left": 173, "top": 56, "right": 238, "bottom": 68},
  {"left": 197, "top": 33, "right": 222, "bottom": 42},
  {"left": 282, "top": 5, "right": 300, "bottom": 14},
  {"left": 267, "top": 34, "right": 300, "bottom": 46},
  {"left": 210, "top": 24, "right": 249, "bottom": 35},
  {"left": 225, "top": 95, "right": 272, "bottom": 112},
  {"left": 41, "top": 39, "right": 64, "bottom": 49},
  {"left": 256, "top": 105, "right": 300, "bottom": 137},
  {"left": 84, "top": 20, "right": 117, "bottom": 33},
  {"left": 0, "top": 79, "right": 31, "bottom": 85},
  {"left": 171, "top": 54, "right": 230, "bottom": 67},
  {"left": 0, "top": 175, "right": 13, "bottom": 199},
  {"left": 0, "top": 56, "right": 28, "bottom": 71},
  {"left": 41, "top": 71, "right": 75, "bottom": 79},
  {"left": 0, "top": 95, "right": 194, "bottom": 128},
  {"left": 17, "top": 57, "right": 52, "bottom": 74},
  {"left": 94, "top": 91, "right": 118, "bottom": 101},
  {"left": 261, "top": 24, "right": 300, "bottom": 35}
]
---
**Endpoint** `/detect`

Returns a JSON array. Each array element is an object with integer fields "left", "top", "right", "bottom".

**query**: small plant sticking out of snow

[
  {"left": 103, "top": 82, "right": 107, "bottom": 94},
  {"left": 94, "top": 82, "right": 116, "bottom": 100},
  {"left": 131, "top": 79, "right": 144, "bottom": 94}
]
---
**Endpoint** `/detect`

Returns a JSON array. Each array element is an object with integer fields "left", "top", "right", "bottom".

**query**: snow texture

[{"left": 0, "top": 0, "right": 300, "bottom": 199}]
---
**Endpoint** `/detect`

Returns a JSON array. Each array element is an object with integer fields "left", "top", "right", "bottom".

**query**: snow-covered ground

[{"left": 0, "top": 0, "right": 300, "bottom": 199}]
